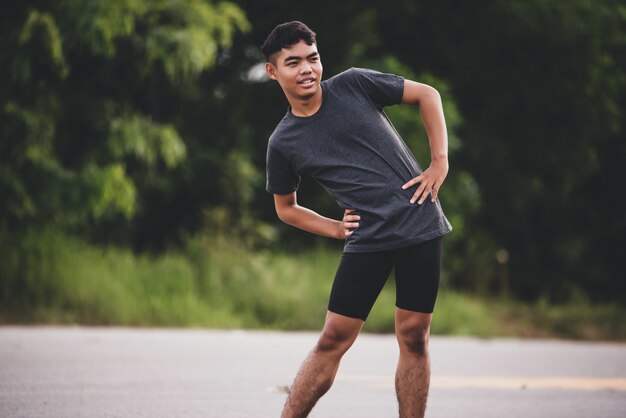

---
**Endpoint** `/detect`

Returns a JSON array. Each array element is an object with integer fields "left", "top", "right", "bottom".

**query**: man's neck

[{"left": 289, "top": 89, "right": 323, "bottom": 117}]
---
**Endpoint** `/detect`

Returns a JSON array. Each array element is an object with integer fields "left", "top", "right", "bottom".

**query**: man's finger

[
  {"left": 430, "top": 181, "right": 441, "bottom": 203},
  {"left": 410, "top": 189, "right": 421, "bottom": 204},
  {"left": 410, "top": 183, "right": 428, "bottom": 204},
  {"left": 418, "top": 187, "right": 433, "bottom": 205},
  {"left": 402, "top": 175, "right": 423, "bottom": 190},
  {"left": 431, "top": 179, "right": 442, "bottom": 202},
  {"left": 431, "top": 187, "right": 438, "bottom": 202}
]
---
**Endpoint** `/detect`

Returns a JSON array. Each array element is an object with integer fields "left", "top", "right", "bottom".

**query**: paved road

[{"left": 1, "top": 327, "right": 625, "bottom": 417}]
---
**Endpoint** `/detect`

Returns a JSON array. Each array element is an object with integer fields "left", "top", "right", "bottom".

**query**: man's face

[{"left": 266, "top": 40, "right": 323, "bottom": 101}]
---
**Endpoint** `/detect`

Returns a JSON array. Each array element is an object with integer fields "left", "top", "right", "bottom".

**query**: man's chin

[{"left": 295, "top": 85, "right": 320, "bottom": 100}]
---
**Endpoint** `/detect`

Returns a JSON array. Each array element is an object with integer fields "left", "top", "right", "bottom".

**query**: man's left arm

[{"left": 400, "top": 79, "right": 449, "bottom": 205}]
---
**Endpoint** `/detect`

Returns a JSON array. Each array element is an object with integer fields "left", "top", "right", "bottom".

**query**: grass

[{"left": 1, "top": 228, "right": 625, "bottom": 341}]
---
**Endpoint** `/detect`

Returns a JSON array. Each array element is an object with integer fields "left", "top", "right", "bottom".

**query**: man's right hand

[{"left": 339, "top": 208, "right": 360, "bottom": 239}]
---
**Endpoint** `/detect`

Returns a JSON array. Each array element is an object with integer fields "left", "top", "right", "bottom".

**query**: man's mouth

[{"left": 298, "top": 77, "right": 316, "bottom": 87}]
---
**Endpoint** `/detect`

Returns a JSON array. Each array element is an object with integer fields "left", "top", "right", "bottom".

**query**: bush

[{"left": 1, "top": 228, "right": 624, "bottom": 340}]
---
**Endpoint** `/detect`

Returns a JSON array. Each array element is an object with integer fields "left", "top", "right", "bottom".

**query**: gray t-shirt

[{"left": 266, "top": 67, "right": 452, "bottom": 253}]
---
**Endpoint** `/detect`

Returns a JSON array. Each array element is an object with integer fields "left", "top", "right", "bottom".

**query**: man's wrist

[
  {"left": 431, "top": 153, "right": 448, "bottom": 162},
  {"left": 334, "top": 219, "right": 344, "bottom": 240}
]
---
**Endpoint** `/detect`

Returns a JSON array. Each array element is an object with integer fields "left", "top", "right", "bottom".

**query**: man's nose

[{"left": 300, "top": 63, "right": 312, "bottom": 73}]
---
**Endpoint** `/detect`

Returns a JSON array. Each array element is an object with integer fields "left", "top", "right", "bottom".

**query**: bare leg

[
  {"left": 281, "top": 311, "right": 363, "bottom": 418},
  {"left": 395, "top": 308, "right": 433, "bottom": 418}
]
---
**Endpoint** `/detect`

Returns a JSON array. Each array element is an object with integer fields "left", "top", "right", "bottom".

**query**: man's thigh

[
  {"left": 393, "top": 237, "right": 443, "bottom": 314},
  {"left": 328, "top": 251, "right": 394, "bottom": 320}
]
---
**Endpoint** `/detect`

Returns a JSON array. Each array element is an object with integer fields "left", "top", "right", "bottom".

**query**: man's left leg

[
  {"left": 395, "top": 308, "right": 433, "bottom": 418},
  {"left": 392, "top": 237, "right": 442, "bottom": 418}
]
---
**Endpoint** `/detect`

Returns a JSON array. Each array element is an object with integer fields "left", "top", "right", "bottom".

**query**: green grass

[{"left": 1, "top": 229, "right": 624, "bottom": 340}]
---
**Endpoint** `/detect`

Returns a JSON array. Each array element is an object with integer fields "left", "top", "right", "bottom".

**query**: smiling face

[{"left": 266, "top": 40, "right": 323, "bottom": 105}]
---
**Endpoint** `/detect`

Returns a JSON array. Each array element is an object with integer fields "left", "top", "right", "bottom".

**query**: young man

[{"left": 262, "top": 21, "right": 452, "bottom": 418}]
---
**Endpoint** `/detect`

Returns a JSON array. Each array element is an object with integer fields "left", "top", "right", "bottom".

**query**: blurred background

[{"left": 1, "top": 0, "right": 624, "bottom": 339}]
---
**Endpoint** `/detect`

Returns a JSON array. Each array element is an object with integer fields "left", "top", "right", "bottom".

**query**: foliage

[
  {"left": 1, "top": 228, "right": 624, "bottom": 340},
  {"left": 0, "top": 0, "right": 249, "bottom": 239},
  {"left": 371, "top": 0, "right": 626, "bottom": 301}
]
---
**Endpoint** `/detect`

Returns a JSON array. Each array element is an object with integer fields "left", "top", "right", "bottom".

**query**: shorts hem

[
  {"left": 327, "top": 306, "right": 368, "bottom": 321},
  {"left": 395, "top": 303, "right": 435, "bottom": 314}
]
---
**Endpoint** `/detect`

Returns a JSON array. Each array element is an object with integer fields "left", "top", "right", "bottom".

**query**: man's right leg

[
  {"left": 281, "top": 311, "right": 363, "bottom": 418},
  {"left": 282, "top": 250, "right": 393, "bottom": 418}
]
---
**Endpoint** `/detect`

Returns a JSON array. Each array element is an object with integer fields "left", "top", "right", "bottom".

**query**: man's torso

[{"left": 266, "top": 68, "right": 452, "bottom": 252}]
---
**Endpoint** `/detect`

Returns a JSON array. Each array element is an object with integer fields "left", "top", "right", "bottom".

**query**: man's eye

[{"left": 310, "top": 57, "right": 318, "bottom": 62}]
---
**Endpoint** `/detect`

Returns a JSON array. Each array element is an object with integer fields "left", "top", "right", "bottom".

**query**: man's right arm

[{"left": 274, "top": 192, "right": 359, "bottom": 240}]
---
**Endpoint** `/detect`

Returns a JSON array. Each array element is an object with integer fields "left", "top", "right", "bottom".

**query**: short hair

[{"left": 261, "top": 21, "right": 317, "bottom": 62}]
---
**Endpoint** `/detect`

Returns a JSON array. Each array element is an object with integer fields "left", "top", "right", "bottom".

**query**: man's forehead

[{"left": 280, "top": 41, "right": 318, "bottom": 59}]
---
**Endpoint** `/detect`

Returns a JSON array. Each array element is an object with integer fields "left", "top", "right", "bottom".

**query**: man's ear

[{"left": 266, "top": 62, "right": 278, "bottom": 80}]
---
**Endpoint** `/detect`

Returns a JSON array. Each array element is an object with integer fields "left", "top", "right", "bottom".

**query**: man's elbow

[
  {"left": 276, "top": 209, "right": 288, "bottom": 224},
  {"left": 417, "top": 86, "right": 442, "bottom": 110},
  {"left": 424, "top": 85, "right": 441, "bottom": 103},
  {"left": 274, "top": 193, "right": 297, "bottom": 225},
  {"left": 403, "top": 80, "right": 441, "bottom": 105},
  {"left": 275, "top": 205, "right": 295, "bottom": 225}
]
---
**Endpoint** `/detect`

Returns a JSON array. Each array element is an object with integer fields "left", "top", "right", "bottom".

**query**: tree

[
  {"left": 0, "top": 0, "right": 249, "bottom": 249},
  {"left": 375, "top": 0, "right": 626, "bottom": 301}
]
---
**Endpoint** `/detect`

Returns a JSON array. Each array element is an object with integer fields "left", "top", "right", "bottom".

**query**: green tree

[
  {"left": 374, "top": 0, "right": 626, "bottom": 301},
  {"left": 0, "top": 0, "right": 249, "bottom": 245}
]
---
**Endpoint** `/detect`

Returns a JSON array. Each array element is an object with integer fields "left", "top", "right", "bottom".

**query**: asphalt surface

[{"left": 1, "top": 327, "right": 625, "bottom": 417}]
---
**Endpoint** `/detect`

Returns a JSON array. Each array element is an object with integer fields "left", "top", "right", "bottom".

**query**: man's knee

[
  {"left": 397, "top": 318, "right": 431, "bottom": 357},
  {"left": 315, "top": 322, "right": 358, "bottom": 354},
  {"left": 315, "top": 327, "right": 353, "bottom": 352}
]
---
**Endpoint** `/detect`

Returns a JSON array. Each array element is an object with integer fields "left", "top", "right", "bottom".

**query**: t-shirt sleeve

[
  {"left": 266, "top": 142, "right": 301, "bottom": 194},
  {"left": 351, "top": 67, "right": 405, "bottom": 108}
]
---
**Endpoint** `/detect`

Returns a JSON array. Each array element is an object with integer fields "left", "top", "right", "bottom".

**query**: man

[{"left": 262, "top": 21, "right": 452, "bottom": 418}]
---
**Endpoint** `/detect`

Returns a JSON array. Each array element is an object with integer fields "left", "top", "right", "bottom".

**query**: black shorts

[{"left": 328, "top": 237, "right": 442, "bottom": 320}]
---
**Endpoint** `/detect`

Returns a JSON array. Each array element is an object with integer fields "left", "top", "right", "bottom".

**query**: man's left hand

[{"left": 402, "top": 158, "right": 449, "bottom": 205}]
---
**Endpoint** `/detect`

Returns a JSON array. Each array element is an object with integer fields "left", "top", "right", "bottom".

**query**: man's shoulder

[
  {"left": 328, "top": 67, "right": 377, "bottom": 82},
  {"left": 326, "top": 67, "right": 392, "bottom": 93},
  {"left": 324, "top": 68, "right": 370, "bottom": 100},
  {"left": 327, "top": 67, "right": 361, "bottom": 85}
]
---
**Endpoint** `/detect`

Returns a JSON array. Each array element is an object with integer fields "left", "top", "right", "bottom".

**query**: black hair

[{"left": 261, "top": 21, "right": 317, "bottom": 62}]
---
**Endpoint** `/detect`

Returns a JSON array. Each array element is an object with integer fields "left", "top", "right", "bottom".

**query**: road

[{"left": 1, "top": 327, "right": 625, "bottom": 417}]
